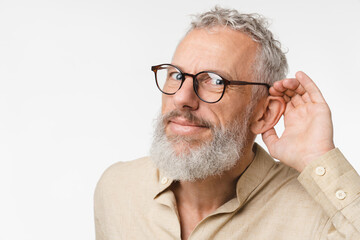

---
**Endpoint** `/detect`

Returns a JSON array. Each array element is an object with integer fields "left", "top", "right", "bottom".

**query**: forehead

[{"left": 172, "top": 27, "right": 259, "bottom": 79}]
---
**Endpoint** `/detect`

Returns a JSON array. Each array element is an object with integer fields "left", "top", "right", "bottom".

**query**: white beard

[{"left": 149, "top": 107, "right": 252, "bottom": 182}]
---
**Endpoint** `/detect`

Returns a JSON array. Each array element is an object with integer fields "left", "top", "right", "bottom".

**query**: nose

[{"left": 172, "top": 76, "right": 199, "bottom": 110}]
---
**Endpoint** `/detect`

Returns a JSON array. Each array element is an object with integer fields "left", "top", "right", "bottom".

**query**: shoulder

[
  {"left": 271, "top": 161, "right": 300, "bottom": 184},
  {"left": 264, "top": 161, "right": 326, "bottom": 218},
  {"left": 95, "top": 156, "right": 158, "bottom": 197},
  {"left": 249, "top": 157, "right": 330, "bottom": 238},
  {"left": 99, "top": 156, "right": 153, "bottom": 180},
  {"left": 253, "top": 144, "right": 318, "bottom": 205},
  {"left": 268, "top": 161, "right": 304, "bottom": 194},
  {"left": 94, "top": 157, "right": 160, "bottom": 235},
  {"left": 253, "top": 144, "right": 303, "bottom": 194}
]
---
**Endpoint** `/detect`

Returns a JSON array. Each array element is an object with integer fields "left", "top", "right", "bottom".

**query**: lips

[
  {"left": 170, "top": 117, "right": 205, "bottom": 127},
  {"left": 167, "top": 117, "right": 208, "bottom": 135}
]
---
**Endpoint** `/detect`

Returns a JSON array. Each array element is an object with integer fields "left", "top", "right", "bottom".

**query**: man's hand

[{"left": 262, "top": 71, "right": 335, "bottom": 172}]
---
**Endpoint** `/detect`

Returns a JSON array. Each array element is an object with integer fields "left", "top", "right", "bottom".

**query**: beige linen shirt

[{"left": 94, "top": 144, "right": 360, "bottom": 239}]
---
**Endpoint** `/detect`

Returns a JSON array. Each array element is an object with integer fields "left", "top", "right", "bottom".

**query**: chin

[{"left": 167, "top": 135, "right": 211, "bottom": 155}]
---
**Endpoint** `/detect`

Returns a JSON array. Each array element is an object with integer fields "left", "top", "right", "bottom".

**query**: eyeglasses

[{"left": 151, "top": 63, "right": 270, "bottom": 103}]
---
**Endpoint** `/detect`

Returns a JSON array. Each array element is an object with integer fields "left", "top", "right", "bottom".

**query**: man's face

[{"left": 161, "top": 27, "right": 259, "bottom": 153}]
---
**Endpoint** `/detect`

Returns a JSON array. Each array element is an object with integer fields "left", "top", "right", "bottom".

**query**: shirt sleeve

[
  {"left": 94, "top": 179, "right": 105, "bottom": 240},
  {"left": 297, "top": 148, "right": 360, "bottom": 240}
]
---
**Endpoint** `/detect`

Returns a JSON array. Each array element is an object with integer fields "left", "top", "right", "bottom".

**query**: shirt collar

[
  {"left": 235, "top": 143, "right": 276, "bottom": 206},
  {"left": 152, "top": 143, "right": 276, "bottom": 209},
  {"left": 150, "top": 156, "right": 174, "bottom": 200}
]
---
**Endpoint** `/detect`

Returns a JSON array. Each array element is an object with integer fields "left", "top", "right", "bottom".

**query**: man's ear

[{"left": 250, "top": 96, "right": 286, "bottom": 134}]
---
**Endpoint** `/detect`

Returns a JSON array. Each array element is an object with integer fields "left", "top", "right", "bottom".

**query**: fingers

[
  {"left": 302, "top": 92, "right": 311, "bottom": 103},
  {"left": 295, "top": 71, "right": 326, "bottom": 103},
  {"left": 290, "top": 94, "right": 304, "bottom": 107},
  {"left": 270, "top": 71, "right": 326, "bottom": 104},
  {"left": 269, "top": 80, "right": 289, "bottom": 96},
  {"left": 284, "top": 101, "right": 294, "bottom": 115},
  {"left": 271, "top": 79, "right": 305, "bottom": 97}
]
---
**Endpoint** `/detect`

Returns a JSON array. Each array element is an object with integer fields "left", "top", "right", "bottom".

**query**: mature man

[{"left": 94, "top": 7, "right": 360, "bottom": 240}]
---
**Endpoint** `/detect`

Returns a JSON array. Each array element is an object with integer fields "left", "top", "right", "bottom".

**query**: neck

[{"left": 172, "top": 142, "right": 255, "bottom": 218}]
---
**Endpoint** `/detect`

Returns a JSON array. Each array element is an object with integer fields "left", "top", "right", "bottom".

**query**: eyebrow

[
  {"left": 205, "top": 69, "right": 234, "bottom": 80},
  {"left": 173, "top": 64, "right": 235, "bottom": 80}
]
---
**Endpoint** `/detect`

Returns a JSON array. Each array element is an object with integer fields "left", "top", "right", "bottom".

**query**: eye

[
  {"left": 169, "top": 72, "right": 183, "bottom": 81},
  {"left": 211, "top": 78, "right": 224, "bottom": 86},
  {"left": 201, "top": 73, "right": 224, "bottom": 86}
]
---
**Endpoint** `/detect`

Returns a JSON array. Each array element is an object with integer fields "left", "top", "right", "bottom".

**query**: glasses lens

[
  {"left": 155, "top": 65, "right": 183, "bottom": 94},
  {"left": 196, "top": 72, "right": 225, "bottom": 103}
]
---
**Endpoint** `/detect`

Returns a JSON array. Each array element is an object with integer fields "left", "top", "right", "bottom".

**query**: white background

[{"left": 1, "top": 0, "right": 359, "bottom": 239}]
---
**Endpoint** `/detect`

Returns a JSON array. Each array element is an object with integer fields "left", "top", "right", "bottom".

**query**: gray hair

[{"left": 188, "top": 6, "right": 288, "bottom": 99}]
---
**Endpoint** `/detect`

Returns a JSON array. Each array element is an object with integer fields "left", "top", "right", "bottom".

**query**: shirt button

[
  {"left": 335, "top": 190, "right": 346, "bottom": 200},
  {"left": 315, "top": 166, "right": 326, "bottom": 176},
  {"left": 161, "top": 177, "right": 168, "bottom": 185}
]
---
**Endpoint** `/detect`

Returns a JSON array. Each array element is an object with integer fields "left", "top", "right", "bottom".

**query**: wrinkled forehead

[{"left": 172, "top": 27, "right": 259, "bottom": 80}]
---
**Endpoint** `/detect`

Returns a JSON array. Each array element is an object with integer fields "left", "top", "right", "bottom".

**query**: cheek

[
  {"left": 201, "top": 106, "right": 225, "bottom": 128},
  {"left": 161, "top": 95, "right": 173, "bottom": 114},
  {"left": 216, "top": 105, "right": 249, "bottom": 127},
  {"left": 217, "top": 91, "right": 252, "bottom": 124}
]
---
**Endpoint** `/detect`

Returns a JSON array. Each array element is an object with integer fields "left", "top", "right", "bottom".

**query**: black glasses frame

[{"left": 151, "top": 63, "right": 270, "bottom": 103}]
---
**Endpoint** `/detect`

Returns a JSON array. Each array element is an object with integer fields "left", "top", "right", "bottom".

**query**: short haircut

[{"left": 189, "top": 6, "right": 288, "bottom": 99}]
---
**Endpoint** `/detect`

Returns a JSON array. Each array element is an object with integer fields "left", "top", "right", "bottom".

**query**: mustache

[{"left": 162, "top": 110, "right": 214, "bottom": 129}]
